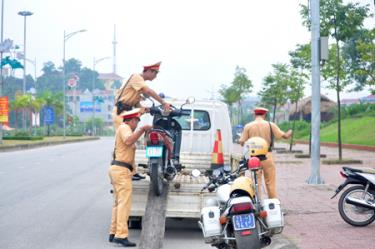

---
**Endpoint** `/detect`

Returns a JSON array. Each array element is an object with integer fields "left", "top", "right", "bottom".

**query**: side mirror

[
  {"left": 191, "top": 169, "right": 201, "bottom": 178},
  {"left": 186, "top": 96, "right": 195, "bottom": 105}
]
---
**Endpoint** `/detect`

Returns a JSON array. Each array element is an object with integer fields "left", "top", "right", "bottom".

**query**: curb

[
  {"left": 295, "top": 140, "right": 375, "bottom": 152},
  {"left": 268, "top": 234, "right": 298, "bottom": 249},
  {"left": 0, "top": 137, "right": 100, "bottom": 152}
]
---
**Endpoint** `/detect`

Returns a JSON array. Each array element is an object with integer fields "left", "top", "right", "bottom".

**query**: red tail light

[
  {"left": 240, "top": 230, "right": 252, "bottom": 236},
  {"left": 340, "top": 171, "right": 348, "bottom": 178},
  {"left": 248, "top": 157, "right": 261, "bottom": 170},
  {"left": 149, "top": 132, "right": 160, "bottom": 145},
  {"left": 231, "top": 202, "right": 253, "bottom": 214}
]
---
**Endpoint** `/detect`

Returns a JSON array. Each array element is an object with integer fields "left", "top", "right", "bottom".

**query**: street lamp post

[
  {"left": 0, "top": 0, "right": 4, "bottom": 145},
  {"left": 18, "top": 10, "right": 33, "bottom": 130},
  {"left": 62, "top": 29, "right": 86, "bottom": 138},
  {"left": 92, "top": 56, "right": 109, "bottom": 136}
]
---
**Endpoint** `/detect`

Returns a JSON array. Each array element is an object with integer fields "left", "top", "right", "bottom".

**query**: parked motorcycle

[
  {"left": 196, "top": 137, "right": 284, "bottom": 249},
  {"left": 331, "top": 166, "right": 375, "bottom": 226},
  {"left": 144, "top": 97, "right": 194, "bottom": 196}
]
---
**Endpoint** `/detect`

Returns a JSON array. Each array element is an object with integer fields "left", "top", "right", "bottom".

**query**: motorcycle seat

[
  {"left": 153, "top": 128, "right": 173, "bottom": 138},
  {"left": 344, "top": 167, "right": 375, "bottom": 175}
]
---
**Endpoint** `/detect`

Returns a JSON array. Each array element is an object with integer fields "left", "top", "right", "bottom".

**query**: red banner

[{"left": 0, "top": 96, "right": 9, "bottom": 123}]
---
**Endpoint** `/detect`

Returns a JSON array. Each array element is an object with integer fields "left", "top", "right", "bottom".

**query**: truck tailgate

[{"left": 131, "top": 150, "right": 229, "bottom": 218}]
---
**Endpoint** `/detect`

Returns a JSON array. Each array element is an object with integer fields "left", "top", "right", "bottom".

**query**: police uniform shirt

[
  {"left": 114, "top": 123, "right": 136, "bottom": 171},
  {"left": 239, "top": 117, "right": 285, "bottom": 147},
  {"left": 116, "top": 74, "right": 147, "bottom": 107},
  {"left": 112, "top": 74, "right": 147, "bottom": 129}
]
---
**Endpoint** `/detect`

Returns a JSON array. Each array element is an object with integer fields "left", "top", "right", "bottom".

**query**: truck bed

[{"left": 131, "top": 150, "right": 231, "bottom": 218}]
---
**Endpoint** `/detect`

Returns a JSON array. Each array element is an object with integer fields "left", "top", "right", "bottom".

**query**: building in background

[
  {"left": 276, "top": 95, "right": 336, "bottom": 123},
  {"left": 64, "top": 72, "right": 123, "bottom": 128},
  {"left": 340, "top": 98, "right": 360, "bottom": 106},
  {"left": 66, "top": 89, "right": 115, "bottom": 127},
  {"left": 99, "top": 72, "right": 123, "bottom": 90},
  {"left": 361, "top": 94, "right": 375, "bottom": 104}
]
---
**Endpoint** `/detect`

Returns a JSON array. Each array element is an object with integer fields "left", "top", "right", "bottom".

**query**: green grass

[{"left": 300, "top": 116, "right": 375, "bottom": 146}]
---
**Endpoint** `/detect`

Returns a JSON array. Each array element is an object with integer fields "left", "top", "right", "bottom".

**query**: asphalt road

[
  {"left": 0, "top": 137, "right": 215, "bottom": 249},
  {"left": 0, "top": 137, "right": 295, "bottom": 249}
]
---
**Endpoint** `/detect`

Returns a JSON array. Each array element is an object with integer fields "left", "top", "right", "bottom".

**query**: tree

[
  {"left": 64, "top": 58, "right": 82, "bottom": 76},
  {"left": 3, "top": 76, "right": 23, "bottom": 101},
  {"left": 231, "top": 66, "right": 253, "bottom": 124},
  {"left": 218, "top": 66, "right": 252, "bottom": 125},
  {"left": 10, "top": 94, "right": 34, "bottom": 132},
  {"left": 259, "top": 64, "right": 289, "bottom": 122},
  {"left": 344, "top": 28, "right": 375, "bottom": 89},
  {"left": 31, "top": 97, "right": 46, "bottom": 133},
  {"left": 286, "top": 67, "right": 306, "bottom": 151},
  {"left": 300, "top": 0, "right": 372, "bottom": 160},
  {"left": 38, "top": 91, "right": 63, "bottom": 117},
  {"left": 36, "top": 61, "right": 63, "bottom": 93},
  {"left": 219, "top": 84, "right": 238, "bottom": 125},
  {"left": 79, "top": 67, "right": 105, "bottom": 91},
  {"left": 289, "top": 43, "right": 311, "bottom": 72}
]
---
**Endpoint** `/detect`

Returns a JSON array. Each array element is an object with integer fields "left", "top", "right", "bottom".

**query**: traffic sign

[{"left": 43, "top": 106, "right": 55, "bottom": 125}]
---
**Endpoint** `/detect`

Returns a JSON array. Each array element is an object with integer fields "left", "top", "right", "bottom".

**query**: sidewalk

[{"left": 275, "top": 143, "right": 375, "bottom": 249}]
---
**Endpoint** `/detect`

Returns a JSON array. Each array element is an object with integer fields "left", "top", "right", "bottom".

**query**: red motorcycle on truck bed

[{"left": 145, "top": 97, "right": 194, "bottom": 196}]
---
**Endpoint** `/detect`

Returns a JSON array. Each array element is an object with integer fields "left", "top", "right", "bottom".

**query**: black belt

[{"left": 111, "top": 160, "right": 133, "bottom": 171}]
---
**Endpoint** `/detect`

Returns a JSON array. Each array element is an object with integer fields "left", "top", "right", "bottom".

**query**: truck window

[{"left": 174, "top": 110, "right": 211, "bottom": 131}]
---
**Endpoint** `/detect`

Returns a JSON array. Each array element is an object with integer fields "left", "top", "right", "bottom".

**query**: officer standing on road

[
  {"left": 239, "top": 107, "right": 292, "bottom": 198},
  {"left": 109, "top": 108, "right": 152, "bottom": 247},
  {"left": 112, "top": 61, "right": 172, "bottom": 130}
]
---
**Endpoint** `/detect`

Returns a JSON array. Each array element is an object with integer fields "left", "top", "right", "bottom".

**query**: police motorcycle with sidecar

[
  {"left": 331, "top": 166, "right": 375, "bottom": 226},
  {"left": 144, "top": 96, "right": 195, "bottom": 196},
  {"left": 195, "top": 137, "right": 284, "bottom": 249}
]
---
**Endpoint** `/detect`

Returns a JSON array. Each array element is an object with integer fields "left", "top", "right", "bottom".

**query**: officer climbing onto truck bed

[
  {"left": 112, "top": 61, "right": 172, "bottom": 130},
  {"left": 108, "top": 108, "right": 152, "bottom": 247},
  {"left": 239, "top": 107, "right": 292, "bottom": 198}
]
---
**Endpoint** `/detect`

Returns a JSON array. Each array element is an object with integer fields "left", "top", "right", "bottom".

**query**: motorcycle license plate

[
  {"left": 146, "top": 146, "right": 163, "bottom": 158},
  {"left": 232, "top": 213, "right": 255, "bottom": 231}
]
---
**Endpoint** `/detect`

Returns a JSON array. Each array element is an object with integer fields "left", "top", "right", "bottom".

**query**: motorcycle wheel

[
  {"left": 150, "top": 157, "right": 164, "bottom": 196},
  {"left": 234, "top": 228, "right": 260, "bottom": 249},
  {"left": 338, "top": 185, "right": 375, "bottom": 226}
]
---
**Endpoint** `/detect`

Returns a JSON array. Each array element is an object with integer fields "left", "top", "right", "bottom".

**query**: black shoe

[
  {"left": 113, "top": 237, "right": 136, "bottom": 247},
  {"left": 134, "top": 173, "right": 146, "bottom": 179},
  {"left": 109, "top": 234, "right": 115, "bottom": 242}
]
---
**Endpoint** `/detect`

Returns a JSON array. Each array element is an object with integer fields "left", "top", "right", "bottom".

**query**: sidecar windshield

[{"left": 174, "top": 110, "right": 211, "bottom": 131}]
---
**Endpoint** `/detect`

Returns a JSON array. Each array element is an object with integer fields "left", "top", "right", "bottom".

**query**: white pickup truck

[{"left": 131, "top": 99, "right": 233, "bottom": 221}]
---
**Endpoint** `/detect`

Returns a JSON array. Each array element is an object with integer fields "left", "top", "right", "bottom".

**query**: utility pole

[
  {"left": 92, "top": 56, "right": 109, "bottom": 136},
  {"left": 112, "top": 24, "right": 117, "bottom": 74},
  {"left": 0, "top": 0, "right": 4, "bottom": 145},
  {"left": 307, "top": 0, "right": 324, "bottom": 184},
  {"left": 18, "top": 10, "right": 33, "bottom": 130}
]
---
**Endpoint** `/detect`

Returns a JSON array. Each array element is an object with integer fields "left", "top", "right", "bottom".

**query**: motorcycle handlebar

[
  {"left": 149, "top": 105, "right": 190, "bottom": 117},
  {"left": 200, "top": 163, "right": 247, "bottom": 193}
]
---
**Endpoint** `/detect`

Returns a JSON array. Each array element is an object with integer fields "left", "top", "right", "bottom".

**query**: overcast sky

[{"left": 6, "top": 0, "right": 375, "bottom": 101}]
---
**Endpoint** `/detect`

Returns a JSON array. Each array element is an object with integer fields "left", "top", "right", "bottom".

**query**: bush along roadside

[{"left": 3, "top": 136, "right": 43, "bottom": 140}]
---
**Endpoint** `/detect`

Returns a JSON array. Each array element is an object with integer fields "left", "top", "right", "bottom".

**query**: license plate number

[
  {"left": 146, "top": 146, "right": 163, "bottom": 158},
  {"left": 232, "top": 213, "right": 255, "bottom": 231}
]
